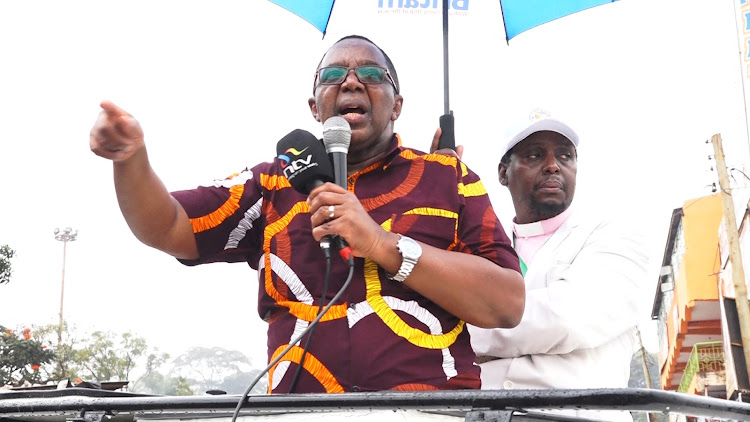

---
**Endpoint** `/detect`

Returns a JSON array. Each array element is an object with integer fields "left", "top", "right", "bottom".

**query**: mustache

[{"left": 534, "top": 177, "right": 564, "bottom": 190}]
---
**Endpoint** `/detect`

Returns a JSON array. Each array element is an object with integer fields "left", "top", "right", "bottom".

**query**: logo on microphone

[
  {"left": 277, "top": 147, "right": 308, "bottom": 168},
  {"left": 277, "top": 147, "right": 318, "bottom": 180}
]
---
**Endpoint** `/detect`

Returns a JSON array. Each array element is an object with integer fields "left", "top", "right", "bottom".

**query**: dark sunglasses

[{"left": 314, "top": 65, "right": 398, "bottom": 93}]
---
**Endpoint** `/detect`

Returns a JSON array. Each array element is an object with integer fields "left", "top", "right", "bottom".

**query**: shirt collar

[
  {"left": 379, "top": 133, "right": 404, "bottom": 167},
  {"left": 513, "top": 204, "right": 574, "bottom": 238}
]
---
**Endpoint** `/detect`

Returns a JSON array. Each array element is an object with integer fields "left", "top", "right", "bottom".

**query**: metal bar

[{"left": 2, "top": 388, "right": 750, "bottom": 420}]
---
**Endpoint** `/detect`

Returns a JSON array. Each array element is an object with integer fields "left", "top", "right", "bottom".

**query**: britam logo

[
  {"left": 377, "top": 0, "right": 468, "bottom": 11},
  {"left": 278, "top": 147, "right": 318, "bottom": 180}
]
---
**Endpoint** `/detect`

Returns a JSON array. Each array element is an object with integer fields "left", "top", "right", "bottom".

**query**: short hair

[{"left": 315, "top": 35, "right": 400, "bottom": 94}]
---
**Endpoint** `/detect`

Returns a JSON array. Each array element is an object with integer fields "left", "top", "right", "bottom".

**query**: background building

[{"left": 651, "top": 194, "right": 726, "bottom": 397}]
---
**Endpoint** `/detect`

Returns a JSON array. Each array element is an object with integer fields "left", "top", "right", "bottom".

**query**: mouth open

[
  {"left": 340, "top": 106, "right": 364, "bottom": 115},
  {"left": 338, "top": 106, "right": 366, "bottom": 124}
]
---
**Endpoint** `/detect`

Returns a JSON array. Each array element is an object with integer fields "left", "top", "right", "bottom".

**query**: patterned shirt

[{"left": 172, "top": 134, "right": 520, "bottom": 394}]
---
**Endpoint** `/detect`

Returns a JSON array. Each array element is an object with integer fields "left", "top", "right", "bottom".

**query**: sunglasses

[{"left": 314, "top": 66, "right": 398, "bottom": 93}]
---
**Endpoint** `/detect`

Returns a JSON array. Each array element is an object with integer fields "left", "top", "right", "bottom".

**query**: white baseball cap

[{"left": 501, "top": 107, "right": 579, "bottom": 158}]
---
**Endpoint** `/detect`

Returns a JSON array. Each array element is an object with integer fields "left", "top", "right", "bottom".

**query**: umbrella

[{"left": 267, "top": 0, "right": 618, "bottom": 150}]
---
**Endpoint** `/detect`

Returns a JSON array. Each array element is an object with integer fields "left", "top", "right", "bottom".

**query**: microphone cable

[
  {"left": 231, "top": 253, "right": 355, "bottom": 422},
  {"left": 287, "top": 253, "right": 332, "bottom": 393}
]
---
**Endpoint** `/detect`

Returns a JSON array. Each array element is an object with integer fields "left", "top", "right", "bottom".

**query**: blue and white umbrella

[{"left": 267, "top": 0, "right": 618, "bottom": 150}]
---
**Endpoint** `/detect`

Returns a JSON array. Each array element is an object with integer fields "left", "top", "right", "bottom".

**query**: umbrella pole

[
  {"left": 438, "top": 0, "right": 456, "bottom": 151},
  {"left": 442, "top": 0, "right": 449, "bottom": 115}
]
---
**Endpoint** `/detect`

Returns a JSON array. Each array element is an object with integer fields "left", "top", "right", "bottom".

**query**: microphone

[
  {"left": 276, "top": 129, "right": 332, "bottom": 194},
  {"left": 276, "top": 128, "right": 352, "bottom": 261},
  {"left": 322, "top": 116, "right": 351, "bottom": 189},
  {"left": 321, "top": 117, "right": 354, "bottom": 261}
]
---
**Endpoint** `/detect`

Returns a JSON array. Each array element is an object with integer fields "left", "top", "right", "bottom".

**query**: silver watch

[{"left": 389, "top": 235, "right": 422, "bottom": 282}]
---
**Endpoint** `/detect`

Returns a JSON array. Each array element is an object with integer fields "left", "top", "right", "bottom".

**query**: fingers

[
  {"left": 307, "top": 182, "right": 347, "bottom": 203},
  {"left": 307, "top": 183, "right": 347, "bottom": 227},
  {"left": 306, "top": 182, "right": 386, "bottom": 258},
  {"left": 434, "top": 147, "right": 459, "bottom": 159},
  {"left": 429, "top": 127, "right": 442, "bottom": 154},
  {"left": 431, "top": 127, "right": 464, "bottom": 160},
  {"left": 90, "top": 101, "right": 145, "bottom": 162},
  {"left": 100, "top": 100, "right": 126, "bottom": 118}
]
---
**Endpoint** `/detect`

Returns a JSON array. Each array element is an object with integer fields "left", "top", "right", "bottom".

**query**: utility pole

[
  {"left": 711, "top": 133, "right": 750, "bottom": 385},
  {"left": 54, "top": 226, "right": 78, "bottom": 377}
]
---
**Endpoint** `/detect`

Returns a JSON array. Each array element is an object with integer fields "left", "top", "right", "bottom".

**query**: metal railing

[
  {"left": 677, "top": 341, "right": 725, "bottom": 393},
  {"left": 3, "top": 388, "right": 750, "bottom": 421}
]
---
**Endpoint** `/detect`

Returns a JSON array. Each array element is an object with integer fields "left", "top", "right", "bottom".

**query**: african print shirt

[{"left": 172, "top": 134, "right": 520, "bottom": 394}]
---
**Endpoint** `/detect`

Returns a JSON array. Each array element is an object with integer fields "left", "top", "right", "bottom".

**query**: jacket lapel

[{"left": 521, "top": 211, "right": 582, "bottom": 285}]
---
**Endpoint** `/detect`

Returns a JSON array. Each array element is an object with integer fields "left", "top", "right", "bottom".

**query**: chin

[{"left": 530, "top": 202, "right": 568, "bottom": 219}]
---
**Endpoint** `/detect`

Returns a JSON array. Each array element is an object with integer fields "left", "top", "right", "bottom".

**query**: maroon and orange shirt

[{"left": 172, "top": 135, "right": 520, "bottom": 394}]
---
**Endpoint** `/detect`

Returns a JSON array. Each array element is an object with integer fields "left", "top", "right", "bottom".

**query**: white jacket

[{"left": 469, "top": 209, "right": 650, "bottom": 421}]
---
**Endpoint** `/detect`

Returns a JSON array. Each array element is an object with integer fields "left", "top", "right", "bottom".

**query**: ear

[
  {"left": 308, "top": 97, "right": 320, "bottom": 122},
  {"left": 391, "top": 94, "right": 403, "bottom": 121},
  {"left": 498, "top": 162, "right": 509, "bottom": 186}
]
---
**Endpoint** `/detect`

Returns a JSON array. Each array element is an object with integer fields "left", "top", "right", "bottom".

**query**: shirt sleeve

[
  {"left": 471, "top": 216, "right": 651, "bottom": 357},
  {"left": 170, "top": 165, "right": 266, "bottom": 269},
  {"left": 456, "top": 162, "right": 521, "bottom": 273}
]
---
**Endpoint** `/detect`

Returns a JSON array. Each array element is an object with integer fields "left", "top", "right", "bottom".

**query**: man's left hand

[{"left": 429, "top": 127, "right": 464, "bottom": 159}]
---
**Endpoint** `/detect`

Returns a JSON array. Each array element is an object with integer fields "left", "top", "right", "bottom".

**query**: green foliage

[
  {"left": 32, "top": 323, "right": 80, "bottom": 381},
  {"left": 1, "top": 323, "right": 262, "bottom": 396},
  {"left": 71, "top": 331, "right": 148, "bottom": 382},
  {"left": 169, "top": 347, "right": 267, "bottom": 394},
  {"left": 0, "top": 325, "right": 55, "bottom": 387},
  {"left": 20, "top": 324, "right": 152, "bottom": 385},
  {"left": 0, "top": 245, "right": 15, "bottom": 285},
  {"left": 173, "top": 376, "right": 194, "bottom": 395},
  {"left": 134, "top": 371, "right": 194, "bottom": 396}
]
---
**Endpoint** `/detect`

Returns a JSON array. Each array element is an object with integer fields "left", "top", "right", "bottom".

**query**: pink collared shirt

[{"left": 513, "top": 205, "right": 574, "bottom": 268}]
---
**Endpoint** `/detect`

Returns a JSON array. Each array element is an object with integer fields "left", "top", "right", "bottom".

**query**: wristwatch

[{"left": 388, "top": 234, "right": 422, "bottom": 282}]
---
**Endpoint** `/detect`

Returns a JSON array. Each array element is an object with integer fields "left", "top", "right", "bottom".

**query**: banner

[{"left": 737, "top": 0, "right": 750, "bottom": 141}]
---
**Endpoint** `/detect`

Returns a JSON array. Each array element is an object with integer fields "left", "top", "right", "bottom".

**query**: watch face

[{"left": 399, "top": 237, "right": 422, "bottom": 258}]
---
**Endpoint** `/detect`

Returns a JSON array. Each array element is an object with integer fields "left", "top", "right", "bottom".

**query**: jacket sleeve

[{"left": 471, "top": 216, "right": 650, "bottom": 357}]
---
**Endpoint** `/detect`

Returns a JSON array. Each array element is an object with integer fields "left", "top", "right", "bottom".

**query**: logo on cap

[{"left": 529, "top": 108, "right": 552, "bottom": 121}]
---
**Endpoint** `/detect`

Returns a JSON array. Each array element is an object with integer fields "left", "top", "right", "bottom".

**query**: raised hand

[
  {"left": 429, "top": 127, "right": 464, "bottom": 159},
  {"left": 90, "top": 100, "right": 145, "bottom": 162}
]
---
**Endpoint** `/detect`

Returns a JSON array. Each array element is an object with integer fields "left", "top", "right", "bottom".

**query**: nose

[
  {"left": 542, "top": 155, "right": 560, "bottom": 174},
  {"left": 340, "top": 68, "right": 364, "bottom": 91}
]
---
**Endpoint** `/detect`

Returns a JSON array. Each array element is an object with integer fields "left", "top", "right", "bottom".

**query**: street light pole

[{"left": 53, "top": 227, "right": 78, "bottom": 353}]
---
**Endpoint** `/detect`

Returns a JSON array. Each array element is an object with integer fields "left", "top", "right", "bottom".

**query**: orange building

[{"left": 651, "top": 193, "right": 725, "bottom": 395}]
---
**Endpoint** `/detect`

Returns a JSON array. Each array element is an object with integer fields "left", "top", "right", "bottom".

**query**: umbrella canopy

[
  {"left": 268, "top": 0, "right": 619, "bottom": 41},
  {"left": 266, "top": 0, "right": 619, "bottom": 150},
  {"left": 500, "top": 0, "right": 619, "bottom": 41}
]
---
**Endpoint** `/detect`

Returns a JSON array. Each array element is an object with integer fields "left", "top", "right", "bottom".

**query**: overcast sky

[{"left": 1, "top": 0, "right": 748, "bottom": 366}]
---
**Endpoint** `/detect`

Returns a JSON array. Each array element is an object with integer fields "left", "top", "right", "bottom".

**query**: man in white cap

[{"left": 468, "top": 107, "right": 650, "bottom": 421}]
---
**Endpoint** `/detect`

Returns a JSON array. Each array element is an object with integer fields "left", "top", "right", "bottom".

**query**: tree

[
  {"left": 0, "top": 326, "right": 55, "bottom": 387},
  {"left": 169, "top": 347, "right": 267, "bottom": 394},
  {"left": 33, "top": 324, "right": 160, "bottom": 385},
  {"left": 71, "top": 331, "right": 148, "bottom": 382},
  {"left": 0, "top": 245, "right": 15, "bottom": 285},
  {"left": 134, "top": 371, "right": 193, "bottom": 396},
  {"left": 33, "top": 323, "right": 81, "bottom": 382},
  {"left": 130, "top": 350, "right": 192, "bottom": 395}
]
